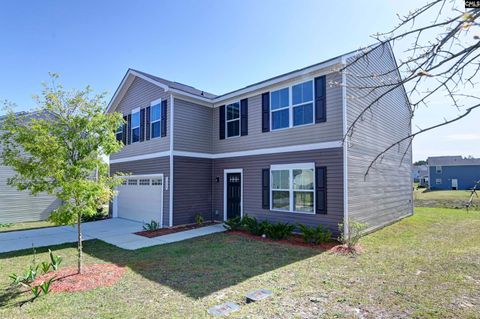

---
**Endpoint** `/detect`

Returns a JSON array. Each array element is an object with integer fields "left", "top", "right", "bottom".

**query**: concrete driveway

[{"left": 0, "top": 219, "right": 225, "bottom": 253}]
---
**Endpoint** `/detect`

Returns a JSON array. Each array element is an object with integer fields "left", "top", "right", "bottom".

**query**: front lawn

[
  {"left": 1, "top": 207, "right": 479, "bottom": 318},
  {"left": 0, "top": 220, "right": 55, "bottom": 233}
]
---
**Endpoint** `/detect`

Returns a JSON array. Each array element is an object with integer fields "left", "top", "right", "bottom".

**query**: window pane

[
  {"left": 151, "top": 104, "right": 161, "bottom": 121},
  {"left": 227, "top": 102, "right": 240, "bottom": 120},
  {"left": 116, "top": 132, "right": 122, "bottom": 142},
  {"left": 116, "top": 125, "right": 123, "bottom": 133},
  {"left": 272, "top": 170, "right": 289, "bottom": 189},
  {"left": 271, "top": 88, "right": 289, "bottom": 110},
  {"left": 272, "top": 109, "right": 289, "bottom": 130},
  {"left": 131, "top": 112, "right": 140, "bottom": 128},
  {"left": 293, "top": 169, "right": 314, "bottom": 190},
  {"left": 272, "top": 191, "right": 290, "bottom": 210},
  {"left": 294, "top": 192, "right": 314, "bottom": 212},
  {"left": 293, "top": 81, "right": 313, "bottom": 105},
  {"left": 293, "top": 103, "right": 313, "bottom": 126},
  {"left": 151, "top": 121, "right": 161, "bottom": 138},
  {"left": 132, "top": 127, "right": 140, "bottom": 143},
  {"left": 227, "top": 120, "right": 239, "bottom": 137}
]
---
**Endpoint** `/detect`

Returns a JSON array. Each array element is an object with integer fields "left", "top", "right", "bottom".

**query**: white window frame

[
  {"left": 225, "top": 101, "right": 241, "bottom": 139},
  {"left": 150, "top": 99, "right": 162, "bottom": 139},
  {"left": 131, "top": 107, "right": 140, "bottom": 143},
  {"left": 435, "top": 165, "right": 442, "bottom": 174},
  {"left": 436, "top": 178, "right": 442, "bottom": 185},
  {"left": 270, "top": 163, "right": 315, "bottom": 215},
  {"left": 270, "top": 79, "right": 315, "bottom": 131}
]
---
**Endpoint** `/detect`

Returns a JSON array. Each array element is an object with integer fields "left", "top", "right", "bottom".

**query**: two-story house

[
  {"left": 107, "top": 43, "right": 413, "bottom": 234},
  {"left": 428, "top": 156, "right": 480, "bottom": 190}
]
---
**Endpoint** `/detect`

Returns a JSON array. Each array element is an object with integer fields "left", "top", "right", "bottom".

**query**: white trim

[
  {"left": 150, "top": 98, "right": 162, "bottom": 106},
  {"left": 223, "top": 169, "right": 243, "bottom": 221},
  {"left": 109, "top": 151, "right": 170, "bottom": 164},
  {"left": 270, "top": 163, "right": 316, "bottom": 215},
  {"left": 168, "top": 88, "right": 213, "bottom": 104},
  {"left": 114, "top": 173, "right": 164, "bottom": 227},
  {"left": 169, "top": 95, "right": 174, "bottom": 227},
  {"left": 341, "top": 56, "right": 349, "bottom": 237},
  {"left": 170, "top": 93, "right": 213, "bottom": 108},
  {"left": 109, "top": 141, "right": 343, "bottom": 164}
]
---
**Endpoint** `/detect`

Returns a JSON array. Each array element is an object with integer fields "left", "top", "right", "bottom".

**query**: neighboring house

[
  {"left": 428, "top": 156, "right": 480, "bottom": 190},
  {"left": 107, "top": 43, "right": 413, "bottom": 234},
  {"left": 0, "top": 113, "right": 60, "bottom": 223},
  {"left": 413, "top": 164, "right": 428, "bottom": 186}
]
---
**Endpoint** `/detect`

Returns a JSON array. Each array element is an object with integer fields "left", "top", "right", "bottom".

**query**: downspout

[
  {"left": 341, "top": 56, "right": 349, "bottom": 238},
  {"left": 169, "top": 95, "right": 174, "bottom": 227}
]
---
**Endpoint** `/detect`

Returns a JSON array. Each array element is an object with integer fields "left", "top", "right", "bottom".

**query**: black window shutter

[
  {"left": 127, "top": 114, "right": 132, "bottom": 145},
  {"left": 145, "top": 106, "right": 151, "bottom": 140},
  {"left": 261, "top": 92, "right": 270, "bottom": 132},
  {"left": 122, "top": 115, "right": 127, "bottom": 145},
  {"left": 314, "top": 76, "right": 327, "bottom": 123},
  {"left": 219, "top": 105, "right": 225, "bottom": 140},
  {"left": 262, "top": 168, "right": 270, "bottom": 209},
  {"left": 140, "top": 108, "right": 145, "bottom": 142},
  {"left": 315, "top": 166, "right": 327, "bottom": 214},
  {"left": 240, "top": 98, "right": 248, "bottom": 136},
  {"left": 161, "top": 100, "right": 167, "bottom": 137}
]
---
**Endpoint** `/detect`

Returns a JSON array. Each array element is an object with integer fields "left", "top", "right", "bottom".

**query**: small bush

[
  {"left": 298, "top": 224, "right": 332, "bottom": 244},
  {"left": 49, "top": 249, "right": 62, "bottom": 271},
  {"left": 143, "top": 220, "right": 160, "bottom": 231},
  {"left": 243, "top": 216, "right": 269, "bottom": 236},
  {"left": 40, "top": 261, "right": 51, "bottom": 274},
  {"left": 23, "top": 265, "right": 39, "bottom": 283},
  {"left": 9, "top": 273, "right": 23, "bottom": 286},
  {"left": 265, "top": 222, "right": 295, "bottom": 240},
  {"left": 223, "top": 216, "right": 243, "bottom": 231},
  {"left": 338, "top": 218, "right": 368, "bottom": 249},
  {"left": 39, "top": 277, "right": 55, "bottom": 295},
  {"left": 195, "top": 213, "right": 204, "bottom": 225}
]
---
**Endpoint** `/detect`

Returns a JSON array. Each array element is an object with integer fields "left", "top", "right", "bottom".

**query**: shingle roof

[
  {"left": 428, "top": 156, "right": 480, "bottom": 166},
  {"left": 130, "top": 69, "right": 217, "bottom": 99}
]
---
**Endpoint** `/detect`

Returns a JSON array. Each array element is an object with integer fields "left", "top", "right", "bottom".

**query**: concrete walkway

[{"left": 0, "top": 219, "right": 225, "bottom": 253}]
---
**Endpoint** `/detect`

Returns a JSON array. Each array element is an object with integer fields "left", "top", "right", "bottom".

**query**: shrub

[
  {"left": 49, "top": 249, "right": 62, "bottom": 271},
  {"left": 143, "top": 220, "right": 160, "bottom": 231},
  {"left": 243, "top": 216, "right": 269, "bottom": 236},
  {"left": 30, "top": 285, "right": 41, "bottom": 299},
  {"left": 298, "top": 224, "right": 332, "bottom": 244},
  {"left": 40, "top": 261, "right": 51, "bottom": 274},
  {"left": 23, "top": 265, "right": 39, "bottom": 283},
  {"left": 39, "top": 277, "right": 55, "bottom": 295},
  {"left": 195, "top": 213, "right": 204, "bottom": 225},
  {"left": 265, "top": 222, "right": 295, "bottom": 240},
  {"left": 9, "top": 273, "right": 23, "bottom": 286},
  {"left": 223, "top": 216, "right": 243, "bottom": 231},
  {"left": 338, "top": 218, "right": 368, "bottom": 249}
]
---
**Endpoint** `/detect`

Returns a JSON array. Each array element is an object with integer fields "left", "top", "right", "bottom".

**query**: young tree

[{"left": 0, "top": 74, "right": 124, "bottom": 274}]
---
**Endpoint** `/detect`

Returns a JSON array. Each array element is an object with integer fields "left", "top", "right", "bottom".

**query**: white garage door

[{"left": 115, "top": 175, "right": 163, "bottom": 225}]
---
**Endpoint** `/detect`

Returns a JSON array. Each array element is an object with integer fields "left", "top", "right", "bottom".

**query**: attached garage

[
  {"left": 113, "top": 174, "right": 164, "bottom": 225},
  {"left": 0, "top": 165, "right": 60, "bottom": 223}
]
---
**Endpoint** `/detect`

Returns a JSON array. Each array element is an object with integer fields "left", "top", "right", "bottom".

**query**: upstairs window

[
  {"left": 131, "top": 109, "right": 140, "bottom": 143},
  {"left": 226, "top": 102, "right": 240, "bottom": 138},
  {"left": 115, "top": 125, "right": 123, "bottom": 142},
  {"left": 436, "top": 166, "right": 442, "bottom": 174},
  {"left": 151, "top": 103, "right": 161, "bottom": 139},
  {"left": 270, "top": 80, "right": 314, "bottom": 130}
]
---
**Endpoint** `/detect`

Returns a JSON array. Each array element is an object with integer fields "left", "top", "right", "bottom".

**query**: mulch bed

[
  {"left": 135, "top": 222, "right": 219, "bottom": 238},
  {"left": 226, "top": 229, "right": 340, "bottom": 251},
  {"left": 31, "top": 264, "right": 126, "bottom": 293}
]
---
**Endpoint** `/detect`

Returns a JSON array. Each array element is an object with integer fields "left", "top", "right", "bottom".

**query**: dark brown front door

[{"left": 226, "top": 173, "right": 241, "bottom": 219}]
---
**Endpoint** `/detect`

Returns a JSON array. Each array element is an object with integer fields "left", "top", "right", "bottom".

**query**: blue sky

[{"left": 0, "top": 0, "right": 478, "bottom": 161}]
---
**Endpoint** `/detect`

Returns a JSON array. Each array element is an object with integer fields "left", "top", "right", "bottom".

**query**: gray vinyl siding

[
  {"left": 212, "top": 71, "right": 343, "bottom": 153},
  {"left": 173, "top": 98, "right": 213, "bottom": 153},
  {"left": 212, "top": 148, "right": 344, "bottom": 233},
  {"left": 346, "top": 44, "right": 413, "bottom": 232},
  {"left": 110, "top": 77, "right": 171, "bottom": 160},
  {"left": 173, "top": 156, "right": 212, "bottom": 225},
  {"left": 0, "top": 165, "right": 60, "bottom": 223},
  {"left": 110, "top": 157, "right": 170, "bottom": 227}
]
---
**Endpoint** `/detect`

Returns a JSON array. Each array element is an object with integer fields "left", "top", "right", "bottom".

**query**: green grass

[
  {"left": 414, "top": 188, "right": 479, "bottom": 209},
  {"left": 0, "top": 220, "right": 55, "bottom": 233},
  {"left": 1, "top": 208, "right": 479, "bottom": 318}
]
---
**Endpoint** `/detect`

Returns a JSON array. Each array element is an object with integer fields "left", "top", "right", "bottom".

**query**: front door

[
  {"left": 226, "top": 173, "right": 242, "bottom": 219},
  {"left": 452, "top": 178, "right": 458, "bottom": 190}
]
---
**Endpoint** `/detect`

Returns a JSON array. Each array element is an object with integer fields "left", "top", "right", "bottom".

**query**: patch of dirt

[
  {"left": 135, "top": 222, "right": 219, "bottom": 238},
  {"left": 226, "top": 230, "right": 338, "bottom": 250},
  {"left": 31, "top": 264, "right": 126, "bottom": 292},
  {"left": 329, "top": 244, "right": 363, "bottom": 255}
]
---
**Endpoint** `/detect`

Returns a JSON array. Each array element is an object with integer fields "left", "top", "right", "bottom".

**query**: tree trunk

[{"left": 77, "top": 211, "right": 83, "bottom": 274}]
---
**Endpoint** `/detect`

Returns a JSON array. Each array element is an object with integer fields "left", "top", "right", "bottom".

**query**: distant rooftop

[{"left": 428, "top": 156, "right": 480, "bottom": 166}]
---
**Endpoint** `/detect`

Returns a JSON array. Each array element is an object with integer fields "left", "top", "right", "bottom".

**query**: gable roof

[{"left": 428, "top": 156, "right": 480, "bottom": 166}]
